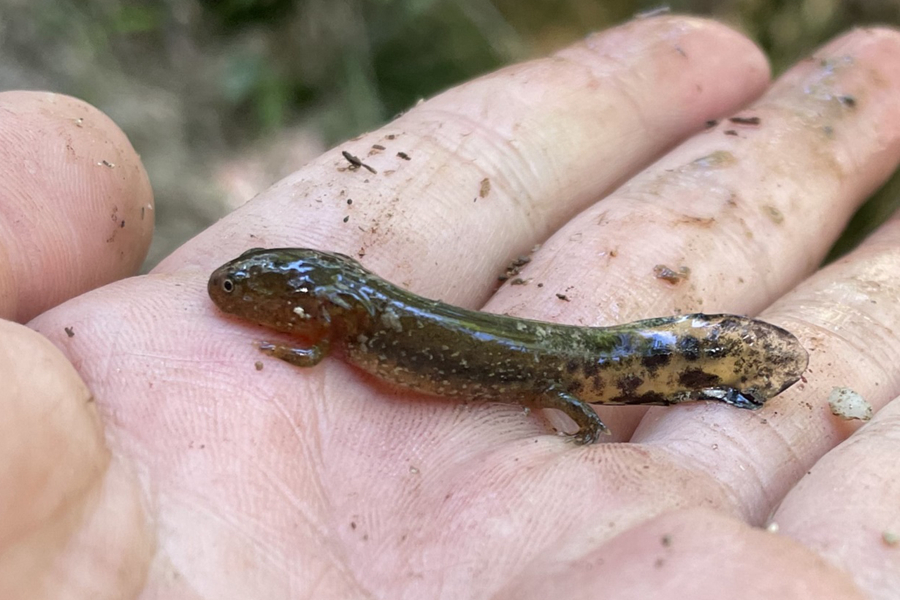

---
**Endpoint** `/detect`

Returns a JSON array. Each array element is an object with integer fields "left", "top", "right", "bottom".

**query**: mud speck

[
  {"left": 498, "top": 254, "right": 532, "bottom": 282},
  {"left": 763, "top": 205, "right": 784, "bottom": 224},
  {"left": 479, "top": 177, "right": 491, "bottom": 198},
  {"left": 828, "top": 387, "right": 872, "bottom": 421},
  {"left": 653, "top": 264, "right": 690, "bottom": 285}
]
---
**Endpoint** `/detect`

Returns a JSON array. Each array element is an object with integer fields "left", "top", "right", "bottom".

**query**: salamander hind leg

[
  {"left": 259, "top": 339, "right": 330, "bottom": 368},
  {"left": 539, "top": 388, "right": 611, "bottom": 445}
]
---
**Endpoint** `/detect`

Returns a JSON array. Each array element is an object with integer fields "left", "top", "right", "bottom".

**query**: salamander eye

[{"left": 221, "top": 278, "right": 235, "bottom": 293}]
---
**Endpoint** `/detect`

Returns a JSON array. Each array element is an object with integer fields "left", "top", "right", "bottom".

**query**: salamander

[{"left": 208, "top": 248, "right": 809, "bottom": 444}]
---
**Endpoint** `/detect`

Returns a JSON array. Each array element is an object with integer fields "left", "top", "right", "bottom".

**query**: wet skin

[{"left": 208, "top": 248, "right": 809, "bottom": 444}]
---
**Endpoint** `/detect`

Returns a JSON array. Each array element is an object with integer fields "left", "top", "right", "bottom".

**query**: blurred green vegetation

[{"left": 2, "top": 0, "right": 898, "bottom": 265}]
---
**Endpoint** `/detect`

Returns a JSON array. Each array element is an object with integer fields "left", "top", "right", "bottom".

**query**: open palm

[{"left": 5, "top": 16, "right": 900, "bottom": 599}]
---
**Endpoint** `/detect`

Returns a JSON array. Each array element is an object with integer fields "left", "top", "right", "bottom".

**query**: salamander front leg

[
  {"left": 259, "top": 339, "right": 330, "bottom": 368},
  {"left": 541, "top": 389, "right": 611, "bottom": 445}
]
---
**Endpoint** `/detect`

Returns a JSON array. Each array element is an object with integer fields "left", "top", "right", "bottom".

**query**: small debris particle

[
  {"left": 537, "top": 283, "right": 544, "bottom": 288},
  {"left": 763, "top": 205, "right": 784, "bottom": 224},
  {"left": 635, "top": 6, "right": 670, "bottom": 18},
  {"left": 883, "top": 531, "right": 899, "bottom": 546},
  {"left": 397, "top": 151, "right": 411, "bottom": 161},
  {"left": 64, "top": 326, "right": 75, "bottom": 338},
  {"left": 828, "top": 387, "right": 873, "bottom": 421},
  {"left": 347, "top": 198, "right": 353, "bottom": 205},
  {"left": 838, "top": 95, "right": 856, "bottom": 108},
  {"left": 653, "top": 264, "right": 691, "bottom": 285},
  {"left": 74, "top": 117, "right": 84, "bottom": 127},
  {"left": 341, "top": 150, "right": 377, "bottom": 174},
  {"left": 343, "top": 215, "right": 350, "bottom": 223},
  {"left": 479, "top": 178, "right": 491, "bottom": 198},
  {"left": 386, "top": 134, "right": 396, "bottom": 140},
  {"left": 255, "top": 361, "right": 264, "bottom": 371},
  {"left": 766, "top": 522, "right": 780, "bottom": 534},
  {"left": 409, "top": 466, "right": 420, "bottom": 475},
  {"left": 498, "top": 254, "right": 532, "bottom": 281},
  {"left": 556, "top": 293, "right": 570, "bottom": 302},
  {"left": 120, "top": 220, "right": 125, "bottom": 228},
  {"left": 372, "top": 144, "right": 385, "bottom": 150},
  {"left": 350, "top": 521, "right": 357, "bottom": 530},
  {"left": 358, "top": 247, "right": 366, "bottom": 258},
  {"left": 98, "top": 160, "right": 115, "bottom": 167},
  {"left": 704, "top": 119, "right": 718, "bottom": 128},
  {"left": 661, "top": 534, "right": 672, "bottom": 547},
  {"left": 723, "top": 129, "right": 738, "bottom": 136},
  {"left": 510, "top": 278, "right": 528, "bottom": 285},
  {"left": 693, "top": 150, "right": 737, "bottom": 169},
  {"left": 728, "top": 116, "right": 761, "bottom": 126}
]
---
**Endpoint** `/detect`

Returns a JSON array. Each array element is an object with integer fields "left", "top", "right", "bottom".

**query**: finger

[
  {"left": 0, "top": 92, "right": 153, "bottom": 323},
  {"left": 161, "top": 15, "right": 768, "bottom": 309},
  {"left": 485, "top": 27, "right": 900, "bottom": 437},
  {"left": 0, "top": 319, "right": 150, "bottom": 597},
  {"left": 499, "top": 508, "right": 865, "bottom": 600},
  {"left": 770, "top": 395, "right": 900, "bottom": 597}
]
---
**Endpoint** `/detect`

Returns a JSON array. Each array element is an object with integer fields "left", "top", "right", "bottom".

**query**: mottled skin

[{"left": 208, "top": 248, "right": 809, "bottom": 444}]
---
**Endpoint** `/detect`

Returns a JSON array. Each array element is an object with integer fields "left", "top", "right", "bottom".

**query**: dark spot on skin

[
  {"left": 583, "top": 361, "right": 601, "bottom": 379},
  {"left": 678, "top": 336, "right": 701, "bottom": 361},
  {"left": 641, "top": 351, "right": 672, "bottom": 372},
  {"left": 617, "top": 374, "right": 643, "bottom": 394},
  {"left": 567, "top": 380, "right": 584, "bottom": 394},
  {"left": 678, "top": 368, "right": 722, "bottom": 388},
  {"left": 566, "top": 359, "right": 580, "bottom": 374}
]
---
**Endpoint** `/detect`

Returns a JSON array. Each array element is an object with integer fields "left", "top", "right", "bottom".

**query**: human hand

[{"left": 5, "top": 16, "right": 900, "bottom": 599}]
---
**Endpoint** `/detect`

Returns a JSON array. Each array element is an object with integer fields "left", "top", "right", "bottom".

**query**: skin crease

[{"left": 2, "top": 15, "right": 900, "bottom": 600}]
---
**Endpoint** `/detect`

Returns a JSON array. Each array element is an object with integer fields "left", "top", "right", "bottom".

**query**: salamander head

[{"left": 208, "top": 247, "right": 371, "bottom": 335}]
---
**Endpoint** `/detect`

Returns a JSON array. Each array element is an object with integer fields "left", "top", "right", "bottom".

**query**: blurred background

[{"left": 3, "top": 0, "right": 899, "bottom": 268}]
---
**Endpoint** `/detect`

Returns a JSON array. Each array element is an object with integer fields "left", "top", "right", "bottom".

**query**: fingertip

[{"left": 0, "top": 91, "right": 154, "bottom": 322}]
